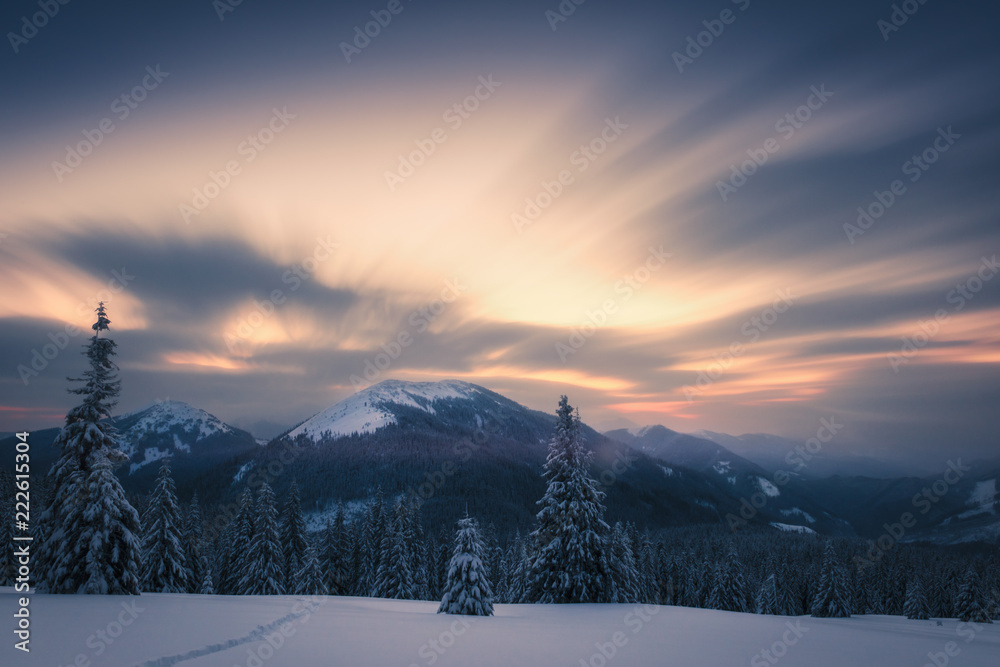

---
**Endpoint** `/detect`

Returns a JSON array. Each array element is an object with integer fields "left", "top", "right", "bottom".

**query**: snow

[
  {"left": 758, "top": 477, "right": 781, "bottom": 497},
  {"left": 627, "top": 425, "right": 657, "bottom": 437},
  {"left": 234, "top": 460, "right": 255, "bottom": 483},
  {"left": 288, "top": 379, "right": 482, "bottom": 442},
  {"left": 770, "top": 522, "right": 816, "bottom": 534},
  {"left": 172, "top": 433, "right": 190, "bottom": 453},
  {"left": 780, "top": 508, "right": 816, "bottom": 523},
  {"left": 967, "top": 479, "right": 997, "bottom": 513},
  {"left": 6, "top": 591, "right": 999, "bottom": 667},
  {"left": 659, "top": 465, "right": 675, "bottom": 477},
  {"left": 121, "top": 400, "right": 233, "bottom": 441},
  {"left": 713, "top": 460, "right": 731, "bottom": 475},
  {"left": 129, "top": 446, "right": 170, "bottom": 474}
]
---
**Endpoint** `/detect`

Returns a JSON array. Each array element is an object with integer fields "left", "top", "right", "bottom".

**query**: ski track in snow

[{"left": 132, "top": 599, "right": 318, "bottom": 666}]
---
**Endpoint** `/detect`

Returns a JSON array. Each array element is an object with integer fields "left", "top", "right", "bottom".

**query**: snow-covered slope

[
  {"left": 112, "top": 400, "right": 257, "bottom": 477},
  {"left": 8, "top": 592, "right": 1000, "bottom": 667},
  {"left": 604, "top": 424, "right": 853, "bottom": 536},
  {"left": 119, "top": 400, "right": 233, "bottom": 446},
  {"left": 286, "top": 379, "right": 488, "bottom": 442}
]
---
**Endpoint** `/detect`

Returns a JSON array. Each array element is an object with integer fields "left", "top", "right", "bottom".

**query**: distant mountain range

[
  {"left": 689, "top": 430, "right": 910, "bottom": 479},
  {"left": 3, "top": 380, "right": 996, "bottom": 545}
]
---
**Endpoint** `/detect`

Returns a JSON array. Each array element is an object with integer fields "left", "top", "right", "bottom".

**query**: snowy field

[{"left": 3, "top": 590, "right": 998, "bottom": 667}]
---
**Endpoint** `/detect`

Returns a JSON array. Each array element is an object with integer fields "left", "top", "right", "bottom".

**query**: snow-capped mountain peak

[
  {"left": 119, "top": 399, "right": 234, "bottom": 440},
  {"left": 287, "top": 379, "right": 485, "bottom": 442}
]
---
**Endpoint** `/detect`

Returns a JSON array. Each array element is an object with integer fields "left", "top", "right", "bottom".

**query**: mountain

[
  {"left": 0, "top": 400, "right": 258, "bottom": 494},
  {"left": 111, "top": 400, "right": 259, "bottom": 487},
  {"left": 206, "top": 379, "right": 850, "bottom": 537},
  {"left": 691, "top": 430, "right": 909, "bottom": 479},
  {"left": 799, "top": 458, "right": 1000, "bottom": 545},
  {"left": 605, "top": 425, "right": 762, "bottom": 476},
  {"left": 604, "top": 425, "right": 852, "bottom": 535}
]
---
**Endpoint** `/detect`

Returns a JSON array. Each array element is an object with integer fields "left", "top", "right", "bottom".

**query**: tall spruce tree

[
  {"left": 184, "top": 494, "right": 205, "bottom": 594},
  {"left": 359, "top": 490, "right": 386, "bottom": 595},
  {"left": 904, "top": 576, "right": 931, "bottom": 620},
  {"left": 608, "top": 521, "right": 640, "bottom": 603},
  {"left": 140, "top": 459, "right": 187, "bottom": 593},
  {"left": 955, "top": 568, "right": 992, "bottom": 623},
  {"left": 811, "top": 542, "right": 851, "bottom": 618},
  {"left": 438, "top": 516, "right": 494, "bottom": 616},
  {"left": 708, "top": 545, "right": 748, "bottom": 612},
  {"left": 294, "top": 545, "right": 329, "bottom": 596},
  {"left": 373, "top": 499, "right": 415, "bottom": 599},
  {"left": 526, "top": 397, "right": 609, "bottom": 603},
  {"left": 240, "top": 483, "right": 284, "bottom": 595},
  {"left": 321, "top": 502, "right": 351, "bottom": 595},
  {"left": 39, "top": 303, "right": 142, "bottom": 594},
  {"left": 280, "top": 481, "right": 309, "bottom": 588},
  {"left": 221, "top": 488, "right": 254, "bottom": 594},
  {"left": 756, "top": 573, "right": 780, "bottom": 615}
]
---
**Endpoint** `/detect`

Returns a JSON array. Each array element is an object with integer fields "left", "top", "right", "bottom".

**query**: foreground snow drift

[{"left": 3, "top": 591, "right": 998, "bottom": 667}]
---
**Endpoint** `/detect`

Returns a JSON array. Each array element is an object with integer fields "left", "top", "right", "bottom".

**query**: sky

[{"left": 1, "top": 0, "right": 998, "bottom": 469}]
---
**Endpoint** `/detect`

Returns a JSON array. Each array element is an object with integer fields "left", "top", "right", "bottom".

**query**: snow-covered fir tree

[
  {"left": 904, "top": 576, "right": 931, "bottom": 620},
  {"left": 294, "top": 545, "right": 329, "bottom": 595},
  {"left": 505, "top": 533, "right": 529, "bottom": 604},
  {"left": 184, "top": 493, "right": 205, "bottom": 593},
  {"left": 140, "top": 459, "right": 188, "bottom": 593},
  {"left": 221, "top": 488, "right": 254, "bottom": 594},
  {"left": 438, "top": 516, "right": 494, "bottom": 616},
  {"left": 405, "top": 502, "right": 430, "bottom": 600},
  {"left": 811, "top": 542, "right": 851, "bottom": 618},
  {"left": 200, "top": 570, "right": 214, "bottom": 595},
  {"left": 756, "top": 573, "right": 780, "bottom": 615},
  {"left": 955, "top": 568, "right": 992, "bottom": 623},
  {"left": 525, "top": 397, "right": 609, "bottom": 604},
  {"left": 321, "top": 502, "right": 351, "bottom": 595},
  {"left": 359, "top": 490, "right": 386, "bottom": 595},
  {"left": 239, "top": 483, "right": 284, "bottom": 595},
  {"left": 39, "top": 303, "right": 142, "bottom": 594},
  {"left": 708, "top": 545, "right": 748, "bottom": 612},
  {"left": 280, "top": 481, "right": 309, "bottom": 587},
  {"left": 373, "top": 499, "right": 415, "bottom": 599},
  {"left": 608, "top": 521, "right": 640, "bottom": 603}
]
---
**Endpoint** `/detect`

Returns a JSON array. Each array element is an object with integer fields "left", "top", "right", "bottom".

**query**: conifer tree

[
  {"left": 240, "top": 483, "right": 284, "bottom": 595},
  {"left": 280, "top": 481, "right": 309, "bottom": 587},
  {"left": 811, "top": 542, "right": 851, "bottom": 618},
  {"left": 526, "top": 397, "right": 609, "bottom": 603},
  {"left": 404, "top": 501, "right": 430, "bottom": 599},
  {"left": 359, "top": 490, "right": 386, "bottom": 595},
  {"left": 708, "top": 545, "right": 748, "bottom": 612},
  {"left": 321, "top": 502, "right": 351, "bottom": 595},
  {"left": 438, "top": 516, "right": 494, "bottom": 616},
  {"left": 200, "top": 570, "right": 214, "bottom": 595},
  {"left": 184, "top": 494, "right": 205, "bottom": 593},
  {"left": 756, "top": 573, "right": 780, "bottom": 615},
  {"left": 608, "top": 522, "right": 640, "bottom": 603},
  {"left": 140, "top": 460, "right": 187, "bottom": 593},
  {"left": 221, "top": 488, "right": 254, "bottom": 594},
  {"left": 505, "top": 533, "right": 529, "bottom": 603},
  {"left": 955, "top": 568, "right": 992, "bottom": 623},
  {"left": 904, "top": 576, "right": 931, "bottom": 620},
  {"left": 294, "top": 545, "right": 329, "bottom": 595},
  {"left": 39, "top": 303, "right": 142, "bottom": 594},
  {"left": 373, "top": 499, "right": 415, "bottom": 599}
]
